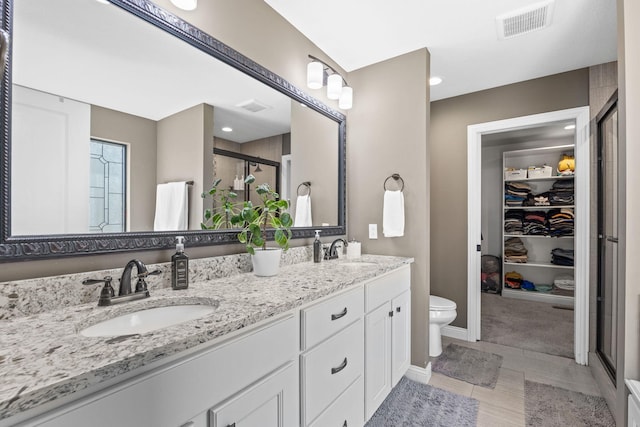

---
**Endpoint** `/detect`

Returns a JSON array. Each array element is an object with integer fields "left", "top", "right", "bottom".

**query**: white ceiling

[{"left": 264, "top": 0, "right": 618, "bottom": 101}]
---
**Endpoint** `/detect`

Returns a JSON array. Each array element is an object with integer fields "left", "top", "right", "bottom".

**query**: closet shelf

[
  {"left": 504, "top": 234, "right": 574, "bottom": 239},
  {"left": 504, "top": 205, "right": 574, "bottom": 210},
  {"left": 505, "top": 175, "right": 575, "bottom": 183},
  {"left": 504, "top": 261, "right": 574, "bottom": 269}
]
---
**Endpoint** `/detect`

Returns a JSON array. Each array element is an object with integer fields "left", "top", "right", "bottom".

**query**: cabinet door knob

[
  {"left": 389, "top": 310, "right": 394, "bottom": 317},
  {"left": 343, "top": 421, "right": 348, "bottom": 427},
  {"left": 331, "top": 307, "right": 348, "bottom": 321},
  {"left": 227, "top": 423, "right": 236, "bottom": 427},
  {"left": 331, "top": 357, "right": 348, "bottom": 374},
  {"left": 396, "top": 306, "right": 401, "bottom": 313}
]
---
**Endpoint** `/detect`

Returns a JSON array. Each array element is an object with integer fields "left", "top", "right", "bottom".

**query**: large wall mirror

[{"left": 0, "top": 0, "right": 346, "bottom": 261}]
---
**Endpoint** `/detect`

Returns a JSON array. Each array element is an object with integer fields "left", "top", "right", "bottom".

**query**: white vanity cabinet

[
  {"left": 364, "top": 265, "right": 411, "bottom": 421},
  {"left": 19, "top": 314, "right": 298, "bottom": 427},
  {"left": 300, "top": 287, "right": 365, "bottom": 427}
]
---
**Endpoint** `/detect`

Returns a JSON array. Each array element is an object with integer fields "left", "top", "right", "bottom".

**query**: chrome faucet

[
  {"left": 325, "top": 238, "right": 348, "bottom": 260},
  {"left": 82, "top": 259, "right": 160, "bottom": 306}
]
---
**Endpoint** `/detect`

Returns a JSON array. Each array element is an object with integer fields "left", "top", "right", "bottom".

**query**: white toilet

[{"left": 429, "top": 295, "right": 457, "bottom": 357}]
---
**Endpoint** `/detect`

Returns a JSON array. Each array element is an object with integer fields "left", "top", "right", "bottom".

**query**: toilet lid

[{"left": 430, "top": 296, "right": 456, "bottom": 310}]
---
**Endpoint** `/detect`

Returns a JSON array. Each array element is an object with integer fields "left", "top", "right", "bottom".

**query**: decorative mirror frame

[{"left": 0, "top": 0, "right": 346, "bottom": 262}]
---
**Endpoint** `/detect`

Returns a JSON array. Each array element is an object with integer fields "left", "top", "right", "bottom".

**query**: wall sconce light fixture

[
  {"left": 170, "top": 0, "right": 197, "bottom": 11},
  {"left": 306, "top": 55, "right": 353, "bottom": 110}
]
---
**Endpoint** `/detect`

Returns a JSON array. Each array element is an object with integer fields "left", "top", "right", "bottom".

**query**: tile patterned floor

[{"left": 430, "top": 337, "right": 604, "bottom": 427}]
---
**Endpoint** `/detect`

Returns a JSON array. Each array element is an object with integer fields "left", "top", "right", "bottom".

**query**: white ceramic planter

[{"left": 251, "top": 248, "right": 282, "bottom": 277}]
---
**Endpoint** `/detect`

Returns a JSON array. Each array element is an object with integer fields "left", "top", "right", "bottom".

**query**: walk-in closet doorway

[{"left": 466, "top": 107, "right": 590, "bottom": 365}]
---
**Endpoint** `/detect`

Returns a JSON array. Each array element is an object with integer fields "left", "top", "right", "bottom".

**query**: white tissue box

[{"left": 347, "top": 242, "right": 361, "bottom": 259}]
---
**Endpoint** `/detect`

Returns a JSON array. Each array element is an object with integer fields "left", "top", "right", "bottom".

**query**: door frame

[{"left": 466, "top": 106, "right": 590, "bottom": 365}]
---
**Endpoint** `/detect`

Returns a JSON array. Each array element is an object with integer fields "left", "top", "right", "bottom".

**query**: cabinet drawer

[
  {"left": 301, "top": 319, "right": 364, "bottom": 425},
  {"left": 301, "top": 286, "right": 364, "bottom": 350},
  {"left": 365, "top": 265, "right": 410, "bottom": 312},
  {"left": 309, "top": 376, "right": 364, "bottom": 427}
]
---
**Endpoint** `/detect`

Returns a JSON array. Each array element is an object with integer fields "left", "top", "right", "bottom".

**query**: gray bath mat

[
  {"left": 431, "top": 343, "right": 503, "bottom": 388},
  {"left": 366, "top": 376, "right": 478, "bottom": 427},
  {"left": 525, "top": 380, "right": 615, "bottom": 427}
]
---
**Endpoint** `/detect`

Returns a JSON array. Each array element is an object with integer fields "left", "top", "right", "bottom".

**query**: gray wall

[
  {"left": 90, "top": 105, "right": 157, "bottom": 232},
  {"left": 348, "top": 49, "right": 431, "bottom": 367},
  {"left": 430, "top": 69, "right": 589, "bottom": 328}
]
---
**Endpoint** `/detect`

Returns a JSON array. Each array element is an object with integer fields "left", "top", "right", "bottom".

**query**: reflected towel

[
  {"left": 153, "top": 182, "right": 189, "bottom": 231},
  {"left": 383, "top": 190, "right": 404, "bottom": 237},
  {"left": 294, "top": 194, "right": 313, "bottom": 227}
]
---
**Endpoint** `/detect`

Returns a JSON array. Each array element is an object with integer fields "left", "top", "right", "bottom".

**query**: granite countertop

[{"left": 0, "top": 255, "right": 413, "bottom": 421}]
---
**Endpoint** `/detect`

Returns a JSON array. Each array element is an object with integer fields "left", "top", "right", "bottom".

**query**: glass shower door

[{"left": 596, "top": 91, "right": 619, "bottom": 381}]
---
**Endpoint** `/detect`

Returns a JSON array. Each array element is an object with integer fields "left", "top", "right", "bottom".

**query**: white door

[
  {"left": 11, "top": 85, "right": 90, "bottom": 235},
  {"left": 391, "top": 290, "right": 411, "bottom": 386},
  {"left": 364, "top": 303, "right": 391, "bottom": 420}
]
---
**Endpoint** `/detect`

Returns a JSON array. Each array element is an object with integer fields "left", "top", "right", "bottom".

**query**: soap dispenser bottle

[
  {"left": 172, "top": 236, "right": 189, "bottom": 290},
  {"left": 313, "top": 230, "right": 322, "bottom": 263}
]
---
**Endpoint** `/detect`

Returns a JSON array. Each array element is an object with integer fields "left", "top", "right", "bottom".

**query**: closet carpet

[{"left": 481, "top": 292, "right": 573, "bottom": 358}]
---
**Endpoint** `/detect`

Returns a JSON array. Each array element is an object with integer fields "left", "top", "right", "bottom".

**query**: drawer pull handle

[
  {"left": 331, "top": 307, "right": 348, "bottom": 321},
  {"left": 331, "top": 357, "right": 348, "bottom": 374},
  {"left": 396, "top": 306, "right": 401, "bottom": 313},
  {"left": 227, "top": 423, "right": 236, "bottom": 427}
]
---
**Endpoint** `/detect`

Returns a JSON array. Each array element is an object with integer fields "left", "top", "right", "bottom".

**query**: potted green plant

[
  {"left": 230, "top": 175, "right": 293, "bottom": 276},
  {"left": 200, "top": 178, "right": 239, "bottom": 230}
]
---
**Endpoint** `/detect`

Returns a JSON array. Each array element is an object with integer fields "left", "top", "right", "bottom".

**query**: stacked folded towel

[
  {"left": 505, "top": 182, "right": 532, "bottom": 207},
  {"left": 504, "top": 210, "right": 524, "bottom": 234},
  {"left": 504, "top": 237, "right": 528, "bottom": 263},
  {"left": 551, "top": 248, "right": 574, "bottom": 266},
  {"left": 549, "top": 179, "right": 574, "bottom": 205},
  {"left": 547, "top": 208, "right": 574, "bottom": 237},
  {"left": 523, "top": 211, "right": 548, "bottom": 236}
]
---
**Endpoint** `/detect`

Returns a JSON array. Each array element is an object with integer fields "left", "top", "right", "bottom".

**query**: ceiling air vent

[
  {"left": 496, "top": 0, "right": 554, "bottom": 40},
  {"left": 236, "top": 99, "right": 270, "bottom": 113}
]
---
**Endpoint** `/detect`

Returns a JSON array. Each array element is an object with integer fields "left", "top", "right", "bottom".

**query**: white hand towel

[
  {"left": 153, "top": 182, "right": 189, "bottom": 231},
  {"left": 294, "top": 194, "right": 313, "bottom": 227},
  {"left": 383, "top": 190, "right": 404, "bottom": 237}
]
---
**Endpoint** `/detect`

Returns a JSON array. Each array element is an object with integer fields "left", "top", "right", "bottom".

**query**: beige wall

[
  {"left": 430, "top": 69, "right": 589, "bottom": 328},
  {"left": 90, "top": 105, "right": 158, "bottom": 232},
  {"left": 348, "top": 49, "right": 430, "bottom": 367},
  {"left": 157, "top": 103, "right": 213, "bottom": 230},
  {"left": 618, "top": 0, "right": 640, "bottom": 424},
  {"left": 0, "top": 0, "right": 345, "bottom": 282},
  {"left": 291, "top": 102, "right": 339, "bottom": 227}
]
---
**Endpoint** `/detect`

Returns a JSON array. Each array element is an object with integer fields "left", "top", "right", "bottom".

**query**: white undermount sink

[{"left": 80, "top": 304, "right": 216, "bottom": 337}]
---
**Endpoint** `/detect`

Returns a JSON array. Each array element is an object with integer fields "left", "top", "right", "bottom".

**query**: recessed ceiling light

[
  {"left": 429, "top": 76, "right": 443, "bottom": 86},
  {"left": 170, "top": 0, "right": 197, "bottom": 11},
  {"left": 222, "top": 127, "right": 233, "bottom": 132},
  {"left": 564, "top": 124, "right": 576, "bottom": 130}
]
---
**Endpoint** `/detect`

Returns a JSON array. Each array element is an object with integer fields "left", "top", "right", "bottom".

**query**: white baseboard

[
  {"left": 405, "top": 363, "right": 432, "bottom": 384},
  {"left": 441, "top": 325, "right": 469, "bottom": 341}
]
